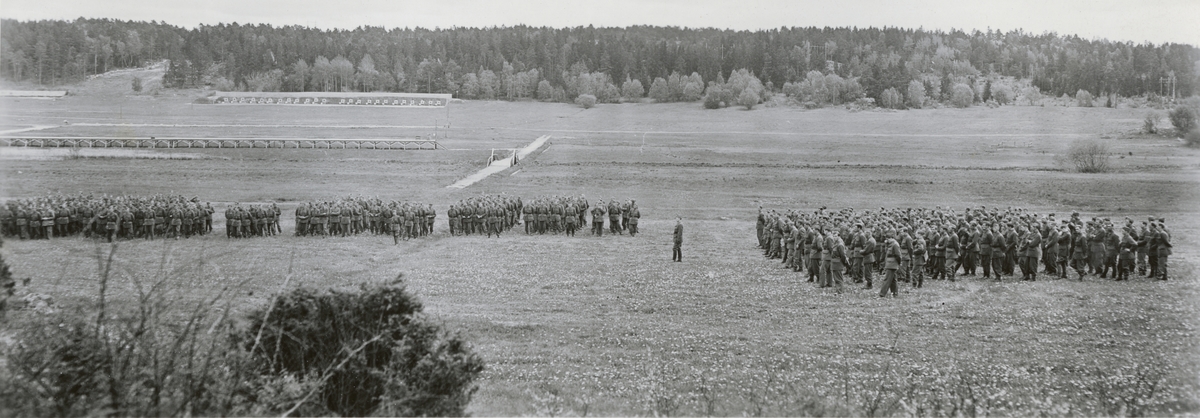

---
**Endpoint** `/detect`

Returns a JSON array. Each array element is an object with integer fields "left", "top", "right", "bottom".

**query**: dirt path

[
  {"left": 0, "top": 125, "right": 57, "bottom": 135},
  {"left": 445, "top": 135, "right": 550, "bottom": 189}
]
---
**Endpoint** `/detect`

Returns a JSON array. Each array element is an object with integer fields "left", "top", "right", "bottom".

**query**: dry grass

[{"left": 2, "top": 93, "right": 1200, "bottom": 415}]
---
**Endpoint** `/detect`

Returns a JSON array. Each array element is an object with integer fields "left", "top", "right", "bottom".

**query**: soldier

[
  {"left": 1117, "top": 228, "right": 1136, "bottom": 281},
  {"left": 820, "top": 228, "right": 835, "bottom": 288},
  {"left": 54, "top": 204, "right": 70, "bottom": 237},
  {"left": 807, "top": 228, "right": 822, "bottom": 282},
  {"left": 1056, "top": 224, "right": 1071, "bottom": 279},
  {"left": 672, "top": 217, "right": 683, "bottom": 262},
  {"left": 1157, "top": 222, "right": 1171, "bottom": 280},
  {"left": 862, "top": 227, "right": 877, "bottom": 289},
  {"left": 550, "top": 200, "right": 562, "bottom": 234},
  {"left": 296, "top": 204, "right": 310, "bottom": 236},
  {"left": 1070, "top": 224, "right": 1089, "bottom": 280},
  {"left": 1003, "top": 224, "right": 1018, "bottom": 276},
  {"left": 756, "top": 206, "right": 766, "bottom": 249},
  {"left": 592, "top": 201, "right": 606, "bottom": 236},
  {"left": 523, "top": 203, "right": 534, "bottom": 234},
  {"left": 849, "top": 224, "right": 864, "bottom": 282},
  {"left": 1089, "top": 224, "right": 1106, "bottom": 276},
  {"left": 1102, "top": 224, "right": 1119, "bottom": 279},
  {"left": 1146, "top": 223, "right": 1159, "bottom": 279},
  {"left": 1042, "top": 221, "right": 1058, "bottom": 276},
  {"left": 911, "top": 230, "right": 927, "bottom": 288},
  {"left": 390, "top": 207, "right": 403, "bottom": 245},
  {"left": 1025, "top": 225, "right": 1041, "bottom": 281},
  {"left": 1136, "top": 220, "right": 1150, "bottom": 275},
  {"left": 628, "top": 200, "right": 638, "bottom": 236},
  {"left": 829, "top": 233, "right": 848, "bottom": 292},
  {"left": 620, "top": 200, "right": 631, "bottom": 232},
  {"left": 609, "top": 199, "right": 622, "bottom": 235},
  {"left": 880, "top": 233, "right": 901, "bottom": 297},
  {"left": 564, "top": 201, "right": 578, "bottom": 237},
  {"left": 426, "top": 204, "right": 436, "bottom": 236}
]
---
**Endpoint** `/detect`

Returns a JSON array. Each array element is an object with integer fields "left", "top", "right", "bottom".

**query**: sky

[{"left": 2, "top": 0, "right": 1198, "bottom": 46}]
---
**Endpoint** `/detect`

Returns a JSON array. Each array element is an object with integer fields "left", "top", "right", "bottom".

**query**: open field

[{"left": 2, "top": 93, "right": 1200, "bottom": 415}]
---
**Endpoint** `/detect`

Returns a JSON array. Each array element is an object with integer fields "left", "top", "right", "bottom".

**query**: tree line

[{"left": 2, "top": 18, "right": 1197, "bottom": 103}]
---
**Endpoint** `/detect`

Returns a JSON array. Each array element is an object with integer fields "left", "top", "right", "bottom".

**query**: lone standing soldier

[
  {"left": 628, "top": 201, "right": 640, "bottom": 237},
  {"left": 672, "top": 217, "right": 683, "bottom": 262}
]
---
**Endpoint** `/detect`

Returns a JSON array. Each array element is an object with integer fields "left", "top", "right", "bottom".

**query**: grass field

[{"left": 2, "top": 90, "right": 1200, "bottom": 415}]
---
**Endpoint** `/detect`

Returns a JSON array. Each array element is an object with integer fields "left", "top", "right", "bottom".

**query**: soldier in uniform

[
  {"left": 672, "top": 217, "right": 683, "bottom": 262},
  {"left": 1070, "top": 224, "right": 1089, "bottom": 280},
  {"left": 880, "top": 233, "right": 901, "bottom": 297},
  {"left": 1136, "top": 220, "right": 1150, "bottom": 275},
  {"left": 391, "top": 207, "right": 403, "bottom": 245},
  {"left": 523, "top": 203, "right": 534, "bottom": 234},
  {"left": 911, "top": 230, "right": 927, "bottom": 288},
  {"left": 426, "top": 204, "right": 436, "bottom": 236},
  {"left": 1156, "top": 222, "right": 1171, "bottom": 280},
  {"left": 862, "top": 227, "right": 877, "bottom": 289},
  {"left": 592, "top": 201, "right": 606, "bottom": 237},
  {"left": 620, "top": 200, "right": 631, "bottom": 232},
  {"left": 608, "top": 199, "right": 622, "bottom": 235},
  {"left": 564, "top": 201, "right": 578, "bottom": 236},
  {"left": 807, "top": 228, "right": 822, "bottom": 282},
  {"left": 1102, "top": 224, "right": 1119, "bottom": 278},
  {"left": 628, "top": 202, "right": 640, "bottom": 237},
  {"left": 849, "top": 224, "right": 864, "bottom": 282},
  {"left": 829, "top": 233, "right": 848, "bottom": 292},
  {"left": 1117, "top": 227, "right": 1136, "bottom": 281}
]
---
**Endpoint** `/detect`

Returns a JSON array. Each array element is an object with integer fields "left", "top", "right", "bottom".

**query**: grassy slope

[{"left": 2, "top": 91, "right": 1199, "bottom": 415}]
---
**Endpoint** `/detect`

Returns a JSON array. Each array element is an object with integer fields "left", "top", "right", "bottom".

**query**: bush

[
  {"left": 131, "top": 76, "right": 142, "bottom": 92},
  {"left": 992, "top": 86, "right": 1011, "bottom": 105},
  {"left": 950, "top": 83, "right": 974, "bottom": 108},
  {"left": 1076, "top": 89, "right": 1095, "bottom": 107},
  {"left": 575, "top": 94, "right": 597, "bottom": 109},
  {"left": 702, "top": 85, "right": 726, "bottom": 109},
  {"left": 1168, "top": 106, "right": 1196, "bottom": 137},
  {"left": 736, "top": 89, "right": 760, "bottom": 110},
  {"left": 1186, "top": 129, "right": 1200, "bottom": 147},
  {"left": 2, "top": 246, "right": 243, "bottom": 417},
  {"left": 1022, "top": 86, "right": 1043, "bottom": 105},
  {"left": 905, "top": 80, "right": 925, "bottom": 109},
  {"left": 880, "top": 87, "right": 903, "bottom": 109},
  {"left": 1144, "top": 111, "right": 1163, "bottom": 134},
  {"left": 1065, "top": 139, "right": 1112, "bottom": 173},
  {"left": 242, "top": 281, "right": 484, "bottom": 417},
  {"left": 1, "top": 247, "right": 483, "bottom": 417},
  {"left": 621, "top": 78, "right": 644, "bottom": 100}
]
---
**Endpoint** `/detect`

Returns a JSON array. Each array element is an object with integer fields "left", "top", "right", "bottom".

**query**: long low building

[
  {"left": 0, "top": 136, "right": 441, "bottom": 150},
  {"left": 211, "top": 91, "right": 452, "bottom": 107}
]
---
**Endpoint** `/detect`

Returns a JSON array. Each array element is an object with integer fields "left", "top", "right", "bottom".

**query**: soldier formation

[
  {"left": 757, "top": 206, "right": 1174, "bottom": 297},
  {"left": 448, "top": 195, "right": 520, "bottom": 237},
  {"left": 224, "top": 203, "right": 282, "bottom": 238},
  {"left": 1, "top": 194, "right": 214, "bottom": 242},
  {"left": 587, "top": 197, "right": 640, "bottom": 237},
  {"left": 294, "top": 197, "right": 435, "bottom": 244}
]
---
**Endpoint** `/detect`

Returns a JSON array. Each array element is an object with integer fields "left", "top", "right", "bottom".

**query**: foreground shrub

[
  {"left": 1, "top": 246, "right": 483, "bottom": 417},
  {"left": 574, "top": 94, "right": 597, "bottom": 109},
  {"left": 1, "top": 246, "right": 242, "bottom": 417},
  {"left": 1064, "top": 138, "right": 1112, "bottom": 173},
  {"left": 241, "top": 281, "right": 484, "bottom": 416},
  {"left": 1169, "top": 106, "right": 1196, "bottom": 137}
]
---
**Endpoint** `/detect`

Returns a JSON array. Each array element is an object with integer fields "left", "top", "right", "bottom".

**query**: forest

[{"left": 2, "top": 18, "right": 1197, "bottom": 104}]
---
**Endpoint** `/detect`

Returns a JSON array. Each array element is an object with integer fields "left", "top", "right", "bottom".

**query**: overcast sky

[{"left": 2, "top": 0, "right": 1197, "bottom": 45}]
